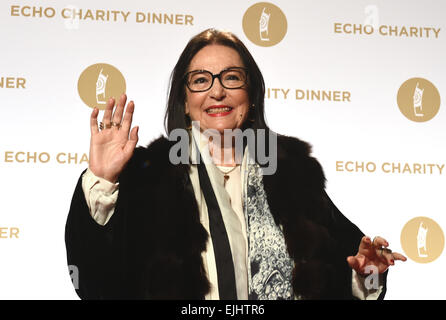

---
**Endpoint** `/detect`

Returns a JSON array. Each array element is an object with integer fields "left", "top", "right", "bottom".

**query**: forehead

[{"left": 188, "top": 44, "right": 244, "bottom": 72}]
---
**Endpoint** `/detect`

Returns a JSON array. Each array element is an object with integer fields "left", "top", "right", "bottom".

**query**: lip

[{"left": 204, "top": 105, "right": 234, "bottom": 117}]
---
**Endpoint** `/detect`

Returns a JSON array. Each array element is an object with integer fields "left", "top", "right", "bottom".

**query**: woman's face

[{"left": 185, "top": 44, "right": 250, "bottom": 134}]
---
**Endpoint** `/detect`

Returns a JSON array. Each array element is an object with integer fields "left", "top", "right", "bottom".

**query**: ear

[{"left": 185, "top": 101, "right": 189, "bottom": 114}]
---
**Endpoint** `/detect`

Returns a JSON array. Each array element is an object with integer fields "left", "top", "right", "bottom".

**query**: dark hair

[{"left": 164, "top": 28, "right": 269, "bottom": 134}]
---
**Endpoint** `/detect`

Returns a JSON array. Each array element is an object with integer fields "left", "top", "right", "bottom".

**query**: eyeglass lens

[{"left": 187, "top": 68, "right": 246, "bottom": 92}]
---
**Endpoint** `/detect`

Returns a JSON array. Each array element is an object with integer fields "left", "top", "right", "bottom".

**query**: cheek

[
  {"left": 235, "top": 92, "right": 250, "bottom": 111},
  {"left": 186, "top": 93, "right": 206, "bottom": 117}
]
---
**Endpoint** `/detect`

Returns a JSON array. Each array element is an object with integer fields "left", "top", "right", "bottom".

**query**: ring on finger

[
  {"left": 111, "top": 121, "right": 121, "bottom": 129},
  {"left": 380, "top": 247, "right": 392, "bottom": 256},
  {"left": 99, "top": 122, "right": 112, "bottom": 130}
]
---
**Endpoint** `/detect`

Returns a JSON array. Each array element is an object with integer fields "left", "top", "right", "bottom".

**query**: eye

[
  {"left": 224, "top": 73, "right": 241, "bottom": 81},
  {"left": 188, "top": 72, "right": 211, "bottom": 86},
  {"left": 222, "top": 70, "right": 246, "bottom": 85},
  {"left": 192, "top": 76, "right": 209, "bottom": 84}
]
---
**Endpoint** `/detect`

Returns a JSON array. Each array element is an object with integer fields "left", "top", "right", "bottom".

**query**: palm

[{"left": 88, "top": 94, "right": 138, "bottom": 183}]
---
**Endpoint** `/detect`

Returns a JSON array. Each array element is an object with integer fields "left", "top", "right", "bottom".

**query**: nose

[{"left": 209, "top": 77, "right": 226, "bottom": 100}]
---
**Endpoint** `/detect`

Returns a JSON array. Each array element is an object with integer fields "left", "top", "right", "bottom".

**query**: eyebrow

[{"left": 187, "top": 66, "right": 245, "bottom": 73}]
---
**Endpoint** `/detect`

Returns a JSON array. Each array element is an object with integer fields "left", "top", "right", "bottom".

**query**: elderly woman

[{"left": 65, "top": 29, "right": 406, "bottom": 300}]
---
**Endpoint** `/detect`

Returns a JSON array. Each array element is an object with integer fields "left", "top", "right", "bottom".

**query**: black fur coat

[{"left": 65, "top": 134, "right": 386, "bottom": 300}]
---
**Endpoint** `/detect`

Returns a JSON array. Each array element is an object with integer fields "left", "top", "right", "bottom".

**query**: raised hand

[
  {"left": 89, "top": 94, "right": 139, "bottom": 183},
  {"left": 347, "top": 236, "right": 407, "bottom": 275}
]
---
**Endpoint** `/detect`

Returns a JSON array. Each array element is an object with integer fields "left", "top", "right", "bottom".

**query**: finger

[
  {"left": 358, "top": 236, "right": 377, "bottom": 257},
  {"left": 124, "top": 126, "right": 139, "bottom": 155},
  {"left": 373, "top": 236, "right": 389, "bottom": 248},
  {"left": 360, "top": 236, "right": 373, "bottom": 249},
  {"left": 380, "top": 249, "right": 395, "bottom": 265},
  {"left": 391, "top": 252, "right": 408, "bottom": 262},
  {"left": 121, "top": 100, "right": 135, "bottom": 133},
  {"left": 347, "top": 256, "right": 360, "bottom": 271},
  {"left": 112, "top": 93, "right": 127, "bottom": 126},
  {"left": 102, "top": 97, "right": 115, "bottom": 125},
  {"left": 90, "top": 108, "right": 99, "bottom": 135}
]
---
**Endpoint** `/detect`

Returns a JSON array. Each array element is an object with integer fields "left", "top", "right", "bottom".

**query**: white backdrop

[{"left": 1, "top": 0, "right": 445, "bottom": 299}]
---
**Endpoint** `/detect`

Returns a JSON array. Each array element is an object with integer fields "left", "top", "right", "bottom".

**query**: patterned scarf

[{"left": 244, "top": 162, "right": 295, "bottom": 300}]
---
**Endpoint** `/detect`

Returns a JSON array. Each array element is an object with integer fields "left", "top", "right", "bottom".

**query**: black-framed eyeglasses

[{"left": 185, "top": 67, "right": 248, "bottom": 92}]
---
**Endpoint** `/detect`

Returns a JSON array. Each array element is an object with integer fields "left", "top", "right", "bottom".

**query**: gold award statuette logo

[
  {"left": 242, "top": 2, "right": 287, "bottom": 47},
  {"left": 78, "top": 63, "right": 126, "bottom": 110},
  {"left": 397, "top": 78, "right": 440, "bottom": 122},
  {"left": 401, "top": 217, "right": 444, "bottom": 263}
]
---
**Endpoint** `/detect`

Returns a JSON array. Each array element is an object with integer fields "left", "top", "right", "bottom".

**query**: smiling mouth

[{"left": 205, "top": 106, "right": 234, "bottom": 115}]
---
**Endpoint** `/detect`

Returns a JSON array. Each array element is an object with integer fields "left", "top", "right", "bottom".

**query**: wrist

[{"left": 88, "top": 167, "right": 118, "bottom": 184}]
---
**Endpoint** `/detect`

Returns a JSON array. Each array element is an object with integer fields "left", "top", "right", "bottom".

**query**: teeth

[{"left": 206, "top": 107, "right": 232, "bottom": 114}]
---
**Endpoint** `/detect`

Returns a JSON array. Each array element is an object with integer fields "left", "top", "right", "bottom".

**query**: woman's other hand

[{"left": 347, "top": 236, "right": 407, "bottom": 275}]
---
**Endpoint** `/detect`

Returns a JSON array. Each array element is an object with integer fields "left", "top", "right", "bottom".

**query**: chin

[
  {"left": 200, "top": 120, "right": 234, "bottom": 132},
  {"left": 212, "top": 123, "right": 241, "bottom": 134}
]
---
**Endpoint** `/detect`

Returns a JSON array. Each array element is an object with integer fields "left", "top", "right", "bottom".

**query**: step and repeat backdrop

[{"left": 1, "top": 0, "right": 445, "bottom": 299}]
